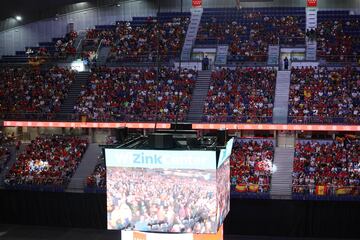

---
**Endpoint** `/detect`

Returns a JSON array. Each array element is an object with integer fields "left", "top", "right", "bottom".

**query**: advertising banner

[
  {"left": 307, "top": 0, "right": 317, "bottom": 7},
  {"left": 192, "top": 0, "right": 202, "bottom": 8}
]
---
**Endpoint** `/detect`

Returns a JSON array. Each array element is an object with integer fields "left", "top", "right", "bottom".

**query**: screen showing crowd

[{"left": 105, "top": 149, "right": 225, "bottom": 234}]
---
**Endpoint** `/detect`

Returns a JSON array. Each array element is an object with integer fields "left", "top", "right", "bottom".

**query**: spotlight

[{"left": 15, "top": 16, "right": 22, "bottom": 21}]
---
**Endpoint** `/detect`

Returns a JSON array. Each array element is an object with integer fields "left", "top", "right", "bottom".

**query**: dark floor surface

[{"left": 0, "top": 225, "right": 355, "bottom": 240}]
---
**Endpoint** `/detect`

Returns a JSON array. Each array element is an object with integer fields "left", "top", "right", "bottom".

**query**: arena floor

[{"left": 0, "top": 225, "right": 354, "bottom": 240}]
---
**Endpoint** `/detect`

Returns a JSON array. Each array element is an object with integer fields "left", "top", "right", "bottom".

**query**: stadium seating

[
  {"left": 0, "top": 67, "right": 75, "bottom": 118},
  {"left": 1, "top": 31, "right": 78, "bottom": 63},
  {"left": 231, "top": 139, "right": 275, "bottom": 196},
  {"left": 74, "top": 67, "right": 197, "bottom": 122},
  {"left": 0, "top": 146, "right": 10, "bottom": 174},
  {"left": 4, "top": 136, "right": 88, "bottom": 191},
  {"left": 288, "top": 66, "right": 360, "bottom": 124},
  {"left": 86, "top": 154, "right": 106, "bottom": 192},
  {"left": 108, "top": 16, "right": 189, "bottom": 62},
  {"left": 197, "top": 8, "right": 306, "bottom": 62},
  {"left": 203, "top": 67, "right": 276, "bottom": 123},
  {"left": 292, "top": 137, "right": 360, "bottom": 198},
  {"left": 317, "top": 11, "right": 360, "bottom": 62}
]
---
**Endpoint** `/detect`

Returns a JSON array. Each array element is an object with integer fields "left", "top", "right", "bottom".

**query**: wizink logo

[{"left": 133, "top": 153, "right": 162, "bottom": 165}]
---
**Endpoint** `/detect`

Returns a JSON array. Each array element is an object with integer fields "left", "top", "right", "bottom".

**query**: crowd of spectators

[
  {"left": 0, "top": 133, "right": 10, "bottom": 173},
  {"left": 86, "top": 154, "right": 106, "bottom": 189},
  {"left": 203, "top": 67, "right": 276, "bottom": 123},
  {"left": 74, "top": 67, "right": 197, "bottom": 122},
  {"left": 54, "top": 31, "right": 78, "bottom": 58},
  {"left": 4, "top": 136, "right": 88, "bottom": 187},
  {"left": 0, "top": 67, "right": 75, "bottom": 116},
  {"left": 26, "top": 31, "right": 78, "bottom": 59},
  {"left": 82, "top": 16, "right": 189, "bottom": 63},
  {"left": 230, "top": 139, "right": 275, "bottom": 193},
  {"left": 289, "top": 66, "right": 359, "bottom": 124},
  {"left": 197, "top": 14, "right": 305, "bottom": 61},
  {"left": 108, "top": 17, "right": 189, "bottom": 62},
  {"left": 107, "top": 167, "right": 217, "bottom": 233},
  {"left": 317, "top": 19, "right": 360, "bottom": 62},
  {"left": 292, "top": 137, "right": 360, "bottom": 196}
]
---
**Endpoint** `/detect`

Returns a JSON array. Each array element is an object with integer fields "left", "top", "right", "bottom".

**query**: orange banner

[
  {"left": 3, "top": 121, "right": 360, "bottom": 132},
  {"left": 336, "top": 187, "right": 352, "bottom": 195},
  {"left": 3, "top": 121, "right": 171, "bottom": 129},
  {"left": 248, "top": 184, "right": 259, "bottom": 193},
  {"left": 192, "top": 123, "right": 360, "bottom": 132},
  {"left": 315, "top": 185, "right": 327, "bottom": 196},
  {"left": 235, "top": 184, "right": 247, "bottom": 193},
  {"left": 133, "top": 232, "right": 147, "bottom": 240},
  {"left": 194, "top": 225, "right": 223, "bottom": 240}
]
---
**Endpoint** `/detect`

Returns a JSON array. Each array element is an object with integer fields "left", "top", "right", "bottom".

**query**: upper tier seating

[
  {"left": 197, "top": 8, "right": 306, "bottom": 62},
  {"left": 0, "top": 67, "right": 75, "bottom": 118},
  {"left": 289, "top": 66, "right": 359, "bottom": 124},
  {"left": 203, "top": 67, "right": 276, "bottom": 123},
  {"left": 1, "top": 31, "right": 78, "bottom": 63},
  {"left": 82, "top": 12, "right": 190, "bottom": 63},
  {"left": 317, "top": 11, "right": 360, "bottom": 62},
  {"left": 74, "top": 67, "right": 197, "bottom": 122}
]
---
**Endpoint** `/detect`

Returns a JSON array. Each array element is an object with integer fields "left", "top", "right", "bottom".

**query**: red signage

[
  {"left": 307, "top": 0, "right": 318, "bottom": 7},
  {"left": 192, "top": 0, "right": 202, "bottom": 8},
  {"left": 3, "top": 121, "right": 360, "bottom": 132}
]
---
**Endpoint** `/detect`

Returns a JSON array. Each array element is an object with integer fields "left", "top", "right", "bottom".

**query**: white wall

[
  {"left": 1, "top": 0, "right": 360, "bottom": 56},
  {"left": 0, "top": 1, "right": 157, "bottom": 56}
]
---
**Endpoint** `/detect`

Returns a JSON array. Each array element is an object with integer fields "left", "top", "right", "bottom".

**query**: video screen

[
  {"left": 216, "top": 138, "right": 233, "bottom": 227},
  {"left": 216, "top": 154, "right": 230, "bottom": 228},
  {"left": 105, "top": 149, "right": 218, "bottom": 233}
]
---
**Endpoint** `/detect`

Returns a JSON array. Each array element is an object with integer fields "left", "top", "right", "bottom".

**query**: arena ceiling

[{"left": 0, "top": 0, "right": 137, "bottom": 23}]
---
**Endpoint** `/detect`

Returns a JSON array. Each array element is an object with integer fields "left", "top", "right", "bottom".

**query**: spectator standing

[
  {"left": 284, "top": 57, "right": 289, "bottom": 70},
  {"left": 203, "top": 55, "right": 210, "bottom": 70}
]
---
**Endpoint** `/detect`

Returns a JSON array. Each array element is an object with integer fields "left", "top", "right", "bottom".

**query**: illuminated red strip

[
  {"left": 192, "top": 124, "right": 360, "bottom": 132},
  {"left": 3, "top": 121, "right": 360, "bottom": 131},
  {"left": 3, "top": 121, "right": 171, "bottom": 129}
]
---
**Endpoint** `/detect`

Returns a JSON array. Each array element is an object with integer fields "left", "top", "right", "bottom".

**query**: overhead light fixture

[{"left": 15, "top": 16, "right": 22, "bottom": 21}]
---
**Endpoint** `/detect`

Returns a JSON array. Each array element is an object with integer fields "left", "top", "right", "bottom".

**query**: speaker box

[
  {"left": 187, "top": 138, "right": 201, "bottom": 149},
  {"left": 217, "top": 130, "right": 227, "bottom": 146},
  {"left": 149, "top": 133, "right": 174, "bottom": 149},
  {"left": 116, "top": 127, "right": 128, "bottom": 143}
]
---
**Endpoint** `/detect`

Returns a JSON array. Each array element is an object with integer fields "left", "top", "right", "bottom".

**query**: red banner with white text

[
  {"left": 307, "top": 0, "right": 317, "bottom": 7},
  {"left": 192, "top": 0, "right": 202, "bottom": 8}
]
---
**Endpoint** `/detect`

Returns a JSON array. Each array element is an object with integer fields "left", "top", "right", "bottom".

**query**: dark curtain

[
  {"left": 224, "top": 198, "right": 360, "bottom": 238},
  {"left": 0, "top": 190, "right": 359, "bottom": 238}
]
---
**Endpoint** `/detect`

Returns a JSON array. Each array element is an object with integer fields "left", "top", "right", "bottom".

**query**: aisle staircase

[
  {"left": 97, "top": 46, "right": 110, "bottom": 64},
  {"left": 0, "top": 145, "right": 27, "bottom": 188},
  {"left": 273, "top": 71, "right": 291, "bottom": 124},
  {"left": 67, "top": 143, "right": 102, "bottom": 192},
  {"left": 215, "top": 45, "right": 229, "bottom": 65},
  {"left": 267, "top": 45, "right": 280, "bottom": 66},
  {"left": 306, "top": 7, "right": 318, "bottom": 61},
  {"left": 187, "top": 70, "right": 212, "bottom": 122},
  {"left": 306, "top": 41, "right": 317, "bottom": 61},
  {"left": 59, "top": 72, "right": 90, "bottom": 117},
  {"left": 181, "top": 8, "right": 203, "bottom": 61},
  {"left": 270, "top": 147, "right": 295, "bottom": 199}
]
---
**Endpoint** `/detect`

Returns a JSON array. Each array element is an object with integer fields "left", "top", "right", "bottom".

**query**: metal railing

[
  {"left": 292, "top": 184, "right": 360, "bottom": 197},
  {"left": 201, "top": 115, "right": 273, "bottom": 124},
  {"left": 288, "top": 116, "right": 360, "bottom": 125}
]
